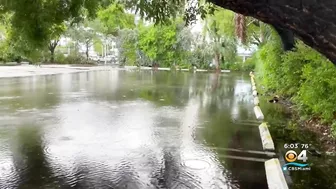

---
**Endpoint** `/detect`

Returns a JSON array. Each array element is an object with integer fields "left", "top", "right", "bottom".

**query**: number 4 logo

[{"left": 297, "top": 150, "right": 308, "bottom": 162}]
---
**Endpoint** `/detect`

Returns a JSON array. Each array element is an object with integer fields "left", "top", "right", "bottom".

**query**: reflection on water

[
  {"left": 0, "top": 70, "right": 268, "bottom": 189},
  {"left": 259, "top": 97, "right": 336, "bottom": 189}
]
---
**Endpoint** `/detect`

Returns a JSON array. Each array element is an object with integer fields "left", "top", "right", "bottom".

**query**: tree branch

[{"left": 209, "top": 0, "right": 336, "bottom": 64}]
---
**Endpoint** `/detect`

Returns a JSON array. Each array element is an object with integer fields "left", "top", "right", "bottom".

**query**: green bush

[
  {"left": 220, "top": 55, "right": 256, "bottom": 71},
  {"left": 255, "top": 38, "right": 336, "bottom": 123},
  {"left": 54, "top": 53, "right": 66, "bottom": 64},
  {"left": 242, "top": 56, "right": 256, "bottom": 71},
  {"left": 256, "top": 40, "right": 284, "bottom": 93},
  {"left": 53, "top": 53, "right": 98, "bottom": 65},
  {"left": 295, "top": 60, "right": 336, "bottom": 121},
  {"left": 280, "top": 42, "right": 320, "bottom": 96}
]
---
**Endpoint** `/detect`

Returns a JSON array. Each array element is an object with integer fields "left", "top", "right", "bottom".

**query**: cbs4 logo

[{"left": 285, "top": 150, "right": 308, "bottom": 162}]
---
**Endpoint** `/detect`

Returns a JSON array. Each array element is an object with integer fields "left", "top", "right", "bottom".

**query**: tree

[
  {"left": 137, "top": 19, "right": 192, "bottom": 68},
  {"left": 48, "top": 23, "right": 66, "bottom": 62},
  {"left": 2, "top": 0, "right": 336, "bottom": 65},
  {"left": 190, "top": 35, "right": 213, "bottom": 69},
  {"left": 93, "top": 38, "right": 103, "bottom": 56},
  {"left": 124, "top": 0, "right": 336, "bottom": 65},
  {"left": 138, "top": 23, "right": 177, "bottom": 67},
  {"left": 97, "top": 3, "right": 136, "bottom": 36},
  {"left": 204, "top": 12, "right": 237, "bottom": 71},
  {"left": 116, "top": 28, "right": 139, "bottom": 66},
  {"left": 245, "top": 18, "right": 272, "bottom": 47},
  {"left": 67, "top": 25, "right": 97, "bottom": 60}
]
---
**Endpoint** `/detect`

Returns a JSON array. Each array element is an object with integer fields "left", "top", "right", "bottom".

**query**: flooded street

[{"left": 0, "top": 70, "right": 269, "bottom": 189}]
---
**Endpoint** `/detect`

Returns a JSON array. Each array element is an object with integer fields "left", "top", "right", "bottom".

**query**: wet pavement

[{"left": 0, "top": 70, "right": 269, "bottom": 189}]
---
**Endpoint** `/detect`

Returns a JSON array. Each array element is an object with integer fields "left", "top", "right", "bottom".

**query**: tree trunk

[
  {"left": 209, "top": 0, "right": 336, "bottom": 65},
  {"left": 48, "top": 40, "right": 59, "bottom": 63},
  {"left": 214, "top": 53, "right": 220, "bottom": 72},
  {"left": 50, "top": 49, "right": 55, "bottom": 63},
  {"left": 86, "top": 43, "right": 89, "bottom": 61}
]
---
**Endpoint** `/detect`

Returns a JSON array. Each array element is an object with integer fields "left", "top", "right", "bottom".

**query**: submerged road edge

[
  {"left": 250, "top": 72, "right": 288, "bottom": 189},
  {"left": 265, "top": 159, "right": 289, "bottom": 189}
]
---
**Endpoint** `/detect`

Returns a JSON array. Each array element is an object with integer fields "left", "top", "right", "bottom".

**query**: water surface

[{"left": 0, "top": 70, "right": 268, "bottom": 189}]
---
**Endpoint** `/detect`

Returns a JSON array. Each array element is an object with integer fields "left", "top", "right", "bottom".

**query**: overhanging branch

[{"left": 208, "top": 0, "right": 336, "bottom": 65}]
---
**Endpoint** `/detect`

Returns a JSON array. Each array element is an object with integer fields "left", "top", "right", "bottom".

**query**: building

[{"left": 237, "top": 45, "right": 257, "bottom": 62}]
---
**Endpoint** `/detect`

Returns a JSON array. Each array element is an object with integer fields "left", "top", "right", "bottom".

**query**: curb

[
  {"left": 259, "top": 122, "right": 275, "bottom": 150},
  {"left": 250, "top": 72, "right": 289, "bottom": 189},
  {"left": 254, "top": 106, "right": 264, "bottom": 120},
  {"left": 254, "top": 97, "right": 260, "bottom": 106},
  {"left": 265, "top": 158, "right": 289, "bottom": 189}
]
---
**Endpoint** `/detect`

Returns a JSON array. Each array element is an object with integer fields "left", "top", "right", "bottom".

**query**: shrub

[
  {"left": 255, "top": 37, "right": 336, "bottom": 123},
  {"left": 280, "top": 41, "right": 320, "bottom": 96},
  {"left": 54, "top": 53, "right": 66, "bottom": 64},
  {"left": 295, "top": 60, "right": 336, "bottom": 122},
  {"left": 256, "top": 40, "right": 284, "bottom": 93},
  {"left": 241, "top": 56, "right": 256, "bottom": 71}
]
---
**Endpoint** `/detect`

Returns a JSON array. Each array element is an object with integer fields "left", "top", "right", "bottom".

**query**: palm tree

[
  {"left": 235, "top": 14, "right": 273, "bottom": 47},
  {"left": 204, "top": 19, "right": 237, "bottom": 71},
  {"left": 234, "top": 13, "right": 246, "bottom": 45}
]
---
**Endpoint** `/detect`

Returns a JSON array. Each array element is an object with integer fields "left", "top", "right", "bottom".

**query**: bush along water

[{"left": 254, "top": 36, "right": 336, "bottom": 150}]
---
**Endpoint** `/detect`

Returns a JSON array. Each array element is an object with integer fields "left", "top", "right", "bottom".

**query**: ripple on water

[
  {"left": 0, "top": 162, "right": 19, "bottom": 189},
  {"left": 182, "top": 159, "right": 211, "bottom": 170}
]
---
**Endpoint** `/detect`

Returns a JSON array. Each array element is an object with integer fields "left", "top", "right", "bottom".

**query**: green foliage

[
  {"left": 63, "top": 54, "right": 85, "bottom": 64},
  {"left": 295, "top": 57, "right": 336, "bottom": 121},
  {"left": 280, "top": 42, "right": 320, "bottom": 96},
  {"left": 117, "top": 28, "right": 138, "bottom": 66},
  {"left": 204, "top": 8, "right": 235, "bottom": 38},
  {"left": 332, "top": 122, "right": 336, "bottom": 137},
  {"left": 255, "top": 33, "right": 336, "bottom": 123},
  {"left": 138, "top": 23, "right": 175, "bottom": 66},
  {"left": 54, "top": 53, "right": 95, "bottom": 65},
  {"left": 223, "top": 56, "right": 255, "bottom": 71},
  {"left": 0, "top": 0, "right": 215, "bottom": 50},
  {"left": 137, "top": 19, "right": 191, "bottom": 67},
  {"left": 189, "top": 38, "right": 212, "bottom": 69},
  {"left": 97, "top": 3, "right": 135, "bottom": 35},
  {"left": 255, "top": 34, "right": 284, "bottom": 93},
  {"left": 93, "top": 38, "right": 103, "bottom": 56},
  {"left": 242, "top": 55, "right": 256, "bottom": 71},
  {"left": 203, "top": 8, "right": 238, "bottom": 70},
  {"left": 0, "top": 0, "right": 102, "bottom": 47},
  {"left": 54, "top": 53, "right": 66, "bottom": 64},
  {"left": 123, "top": 0, "right": 215, "bottom": 25}
]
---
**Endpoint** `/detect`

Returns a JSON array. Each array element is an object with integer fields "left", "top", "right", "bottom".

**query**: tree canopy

[{"left": 0, "top": 0, "right": 335, "bottom": 65}]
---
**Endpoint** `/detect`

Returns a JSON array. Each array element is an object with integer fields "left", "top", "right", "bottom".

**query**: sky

[{"left": 190, "top": 16, "right": 203, "bottom": 34}]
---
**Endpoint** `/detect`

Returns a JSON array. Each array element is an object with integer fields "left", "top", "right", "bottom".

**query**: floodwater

[
  {"left": 0, "top": 70, "right": 270, "bottom": 189},
  {"left": 259, "top": 96, "right": 336, "bottom": 189}
]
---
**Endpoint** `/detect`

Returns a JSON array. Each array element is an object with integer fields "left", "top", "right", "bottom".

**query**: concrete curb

[
  {"left": 250, "top": 73, "right": 263, "bottom": 120},
  {"left": 254, "top": 97, "right": 260, "bottom": 106},
  {"left": 259, "top": 122, "right": 275, "bottom": 150},
  {"left": 252, "top": 90, "right": 258, "bottom": 97},
  {"left": 250, "top": 72, "right": 288, "bottom": 189},
  {"left": 254, "top": 106, "right": 264, "bottom": 120},
  {"left": 265, "top": 158, "right": 289, "bottom": 189}
]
